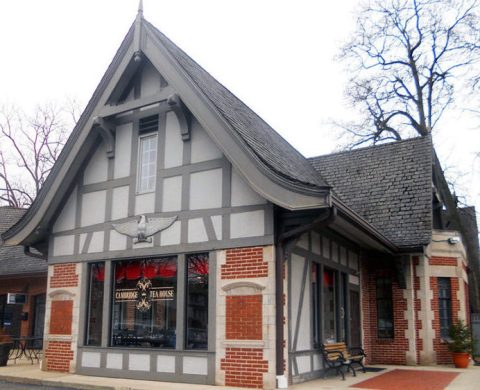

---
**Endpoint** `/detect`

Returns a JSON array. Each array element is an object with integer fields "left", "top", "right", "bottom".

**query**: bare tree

[
  {"left": 338, "top": 0, "right": 480, "bottom": 147},
  {"left": 0, "top": 101, "right": 80, "bottom": 207}
]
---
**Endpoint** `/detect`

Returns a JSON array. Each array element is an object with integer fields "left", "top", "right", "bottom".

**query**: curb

[{"left": 0, "top": 374, "right": 115, "bottom": 390}]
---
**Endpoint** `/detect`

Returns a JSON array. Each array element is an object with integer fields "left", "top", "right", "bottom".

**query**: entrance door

[
  {"left": 349, "top": 290, "right": 361, "bottom": 346},
  {"left": 32, "top": 294, "right": 46, "bottom": 348}
]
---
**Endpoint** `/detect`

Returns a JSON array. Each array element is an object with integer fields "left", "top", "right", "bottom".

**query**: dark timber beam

[
  {"left": 92, "top": 117, "right": 115, "bottom": 159},
  {"left": 101, "top": 86, "right": 174, "bottom": 117},
  {"left": 167, "top": 93, "right": 191, "bottom": 141}
]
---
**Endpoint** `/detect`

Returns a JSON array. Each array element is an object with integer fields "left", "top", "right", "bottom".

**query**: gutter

[
  {"left": 332, "top": 195, "right": 398, "bottom": 253},
  {"left": 274, "top": 206, "right": 337, "bottom": 379}
]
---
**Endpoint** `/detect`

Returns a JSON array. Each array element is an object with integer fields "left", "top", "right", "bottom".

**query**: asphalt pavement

[{"left": 0, "top": 381, "right": 71, "bottom": 390}]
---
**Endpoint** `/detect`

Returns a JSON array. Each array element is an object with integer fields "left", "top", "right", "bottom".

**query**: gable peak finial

[{"left": 138, "top": 0, "right": 144, "bottom": 16}]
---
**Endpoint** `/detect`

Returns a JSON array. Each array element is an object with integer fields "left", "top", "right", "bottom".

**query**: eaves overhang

[{"left": 331, "top": 195, "right": 398, "bottom": 254}]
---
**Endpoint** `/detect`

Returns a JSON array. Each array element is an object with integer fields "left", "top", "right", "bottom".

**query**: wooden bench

[{"left": 320, "top": 342, "right": 366, "bottom": 380}]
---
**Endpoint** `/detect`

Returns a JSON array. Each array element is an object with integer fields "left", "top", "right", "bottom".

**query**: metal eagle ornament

[{"left": 112, "top": 215, "right": 177, "bottom": 244}]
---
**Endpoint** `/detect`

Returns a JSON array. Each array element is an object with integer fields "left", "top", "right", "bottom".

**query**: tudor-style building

[{"left": 2, "top": 6, "right": 478, "bottom": 389}]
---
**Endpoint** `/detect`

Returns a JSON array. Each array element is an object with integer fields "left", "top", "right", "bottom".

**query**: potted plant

[{"left": 447, "top": 320, "right": 473, "bottom": 368}]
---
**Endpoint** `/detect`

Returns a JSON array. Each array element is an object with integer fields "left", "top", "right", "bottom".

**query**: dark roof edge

[
  {"left": 143, "top": 21, "right": 330, "bottom": 192},
  {"left": 332, "top": 195, "right": 398, "bottom": 253},
  {"left": 309, "top": 135, "right": 430, "bottom": 160},
  {"left": 0, "top": 271, "right": 47, "bottom": 279}
]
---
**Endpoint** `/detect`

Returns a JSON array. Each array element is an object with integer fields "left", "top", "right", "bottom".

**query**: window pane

[
  {"left": 111, "top": 257, "right": 177, "bottom": 348},
  {"left": 323, "top": 268, "right": 337, "bottom": 342},
  {"left": 438, "top": 277, "right": 452, "bottom": 338},
  {"left": 186, "top": 254, "right": 209, "bottom": 350},
  {"left": 376, "top": 277, "right": 394, "bottom": 339},
  {"left": 138, "top": 134, "right": 157, "bottom": 193},
  {"left": 86, "top": 262, "right": 104, "bottom": 346},
  {"left": 311, "top": 263, "right": 319, "bottom": 347}
]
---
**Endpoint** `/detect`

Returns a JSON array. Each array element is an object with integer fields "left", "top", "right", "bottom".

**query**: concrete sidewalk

[{"left": 0, "top": 360, "right": 479, "bottom": 390}]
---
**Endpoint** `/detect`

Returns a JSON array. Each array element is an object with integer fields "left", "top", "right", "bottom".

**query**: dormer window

[
  {"left": 137, "top": 116, "right": 159, "bottom": 194},
  {"left": 138, "top": 133, "right": 157, "bottom": 193}
]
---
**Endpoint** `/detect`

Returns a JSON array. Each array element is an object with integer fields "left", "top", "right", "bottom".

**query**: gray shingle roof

[
  {"left": 0, "top": 207, "right": 47, "bottom": 275},
  {"left": 309, "top": 137, "right": 433, "bottom": 248},
  {"left": 0, "top": 207, "right": 26, "bottom": 235},
  {"left": 145, "top": 21, "right": 328, "bottom": 190}
]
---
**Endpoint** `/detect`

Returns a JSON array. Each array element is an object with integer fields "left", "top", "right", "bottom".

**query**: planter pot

[
  {"left": 452, "top": 352, "right": 470, "bottom": 368},
  {"left": 0, "top": 343, "right": 12, "bottom": 366}
]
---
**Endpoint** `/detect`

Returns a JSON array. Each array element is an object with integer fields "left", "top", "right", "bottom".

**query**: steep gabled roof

[
  {"left": 2, "top": 14, "right": 330, "bottom": 246},
  {"left": 309, "top": 137, "right": 433, "bottom": 248},
  {"left": 0, "top": 207, "right": 46, "bottom": 275},
  {"left": 145, "top": 21, "right": 328, "bottom": 190}
]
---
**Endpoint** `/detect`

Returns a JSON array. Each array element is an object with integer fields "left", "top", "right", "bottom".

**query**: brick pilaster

[{"left": 43, "top": 263, "right": 81, "bottom": 373}]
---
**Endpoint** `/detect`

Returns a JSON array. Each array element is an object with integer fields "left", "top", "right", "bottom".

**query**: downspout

[{"left": 275, "top": 206, "right": 337, "bottom": 383}]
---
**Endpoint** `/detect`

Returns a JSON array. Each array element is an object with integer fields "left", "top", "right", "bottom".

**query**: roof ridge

[{"left": 309, "top": 135, "right": 431, "bottom": 160}]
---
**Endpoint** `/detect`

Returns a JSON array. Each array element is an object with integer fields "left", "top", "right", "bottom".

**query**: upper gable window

[{"left": 137, "top": 115, "right": 159, "bottom": 193}]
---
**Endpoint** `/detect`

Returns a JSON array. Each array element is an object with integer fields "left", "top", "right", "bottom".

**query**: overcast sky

[{"left": 0, "top": 1, "right": 478, "bottom": 214}]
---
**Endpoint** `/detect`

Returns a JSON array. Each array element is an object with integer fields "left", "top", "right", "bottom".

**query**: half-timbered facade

[{"left": 2, "top": 6, "right": 477, "bottom": 389}]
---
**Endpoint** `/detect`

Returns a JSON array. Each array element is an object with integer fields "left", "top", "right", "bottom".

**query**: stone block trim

[
  {"left": 226, "top": 295, "right": 262, "bottom": 340},
  {"left": 44, "top": 341, "right": 74, "bottom": 372},
  {"left": 220, "top": 348, "right": 268, "bottom": 388},
  {"left": 431, "top": 277, "right": 460, "bottom": 364},
  {"left": 429, "top": 257, "right": 457, "bottom": 266},
  {"left": 50, "top": 263, "right": 78, "bottom": 288},
  {"left": 221, "top": 247, "right": 268, "bottom": 279},
  {"left": 49, "top": 300, "right": 73, "bottom": 335}
]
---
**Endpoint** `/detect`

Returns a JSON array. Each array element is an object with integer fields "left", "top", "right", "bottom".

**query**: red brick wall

[
  {"left": 45, "top": 262, "right": 78, "bottom": 374},
  {"left": 431, "top": 277, "right": 460, "bottom": 364},
  {"left": 221, "top": 246, "right": 270, "bottom": 387},
  {"left": 50, "top": 264, "right": 78, "bottom": 288},
  {"left": 429, "top": 257, "right": 457, "bottom": 266},
  {"left": 226, "top": 295, "right": 262, "bottom": 340},
  {"left": 44, "top": 341, "right": 74, "bottom": 372},
  {"left": 221, "top": 247, "right": 268, "bottom": 279},
  {"left": 49, "top": 300, "right": 73, "bottom": 335},
  {"left": 220, "top": 348, "right": 268, "bottom": 389},
  {"left": 361, "top": 258, "right": 408, "bottom": 365}
]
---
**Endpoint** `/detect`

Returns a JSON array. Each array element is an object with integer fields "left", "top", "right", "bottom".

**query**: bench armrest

[
  {"left": 324, "top": 349, "right": 347, "bottom": 361},
  {"left": 348, "top": 346, "right": 366, "bottom": 356}
]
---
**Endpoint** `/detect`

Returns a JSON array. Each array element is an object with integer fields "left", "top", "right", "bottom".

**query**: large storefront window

[
  {"left": 311, "top": 263, "right": 320, "bottom": 347},
  {"left": 323, "top": 268, "right": 337, "bottom": 342},
  {"left": 111, "top": 257, "right": 177, "bottom": 348},
  {"left": 85, "top": 262, "right": 105, "bottom": 346},
  {"left": 186, "top": 254, "right": 209, "bottom": 350}
]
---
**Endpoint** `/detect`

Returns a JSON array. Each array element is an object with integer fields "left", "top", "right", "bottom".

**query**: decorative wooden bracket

[
  {"left": 167, "top": 93, "right": 191, "bottom": 141},
  {"left": 92, "top": 116, "right": 115, "bottom": 159}
]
